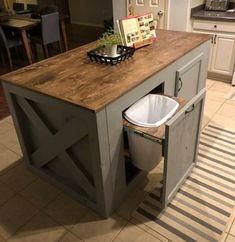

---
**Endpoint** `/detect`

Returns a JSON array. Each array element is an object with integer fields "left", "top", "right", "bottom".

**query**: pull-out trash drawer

[{"left": 123, "top": 89, "right": 206, "bottom": 207}]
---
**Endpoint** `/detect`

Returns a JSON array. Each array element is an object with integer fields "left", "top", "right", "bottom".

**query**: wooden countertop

[{"left": 0, "top": 30, "right": 211, "bottom": 112}]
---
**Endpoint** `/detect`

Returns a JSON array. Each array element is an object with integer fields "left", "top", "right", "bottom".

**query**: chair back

[
  {"left": 0, "top": 26, "right": 7, "bottom": 48},
  {"left": 41, "top": 12, "right": 60, "bottom": 45},
  {"left": 27, "top": 4, "right": 39, "bottom": 13},
  {"left": 13, "top": 3, "right": 24, "bottom": 11}
]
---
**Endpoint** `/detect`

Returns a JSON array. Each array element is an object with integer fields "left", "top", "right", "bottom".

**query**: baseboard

[
  {"left": 70, "top": 20, "right": 104, "bottom": 28},
  {"left": 208, "top": 72, "right": 232, "bottom": 83}
]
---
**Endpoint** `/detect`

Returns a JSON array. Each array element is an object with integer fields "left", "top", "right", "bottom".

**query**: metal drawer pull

[
  {"left": 178, "top": 77, "right": 183, "bottom": 92},
  {"left": 185, "top": 104, "right": 195, "bottom": 114},
  {"left": 214, "top": 35, "right": 217, "bottom": 44}
]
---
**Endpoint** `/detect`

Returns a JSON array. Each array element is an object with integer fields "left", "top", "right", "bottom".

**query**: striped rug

[{"left": 132, "top": 124, "right": 235, "bottom": 242}]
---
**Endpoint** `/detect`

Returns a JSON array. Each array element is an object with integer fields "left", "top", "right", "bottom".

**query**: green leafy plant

[{"left": 99, "top": 29, "right": 122, "bottom": 47}]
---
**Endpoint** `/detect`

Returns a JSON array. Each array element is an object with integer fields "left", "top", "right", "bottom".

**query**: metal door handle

[
  {"left": 178, "top": 77, "right": 183, "bottom": 92},
  {"left": 158, "top": 10, "right": 164, "bottom": 17},
  {"left": 185, "top": 104, "right": 195, "bottom": 114},
  {"left": 211, "top": 36, "right": 214, "bottom": 44}
]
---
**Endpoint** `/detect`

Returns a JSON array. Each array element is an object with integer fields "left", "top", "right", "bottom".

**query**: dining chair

[
  {"left": 13, "top": 3, "right": 24, "bottom": 11},
  {"left": 27, "top": 4, "right": 39, "bottom": 13},
  {"left": 0, "top": 26, "right": 22, "bottom": 70},
  {"left": 30, "top": 12, "right": 62, "bottom": 59}
]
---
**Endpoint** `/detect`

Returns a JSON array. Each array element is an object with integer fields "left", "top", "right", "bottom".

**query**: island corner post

[{"left": 0, "top": 30, "right": 211, "bottom": 217}]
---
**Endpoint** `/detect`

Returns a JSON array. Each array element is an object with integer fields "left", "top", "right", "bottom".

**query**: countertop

[
  {"left": 191, "top": 4, "right": 235, "bottom": 21},
  {"left": 0, "top": 30, "right": 211, "bottom": 112},
  {"left": 192, "top": 10, "right": 235, "bottom": 21}
]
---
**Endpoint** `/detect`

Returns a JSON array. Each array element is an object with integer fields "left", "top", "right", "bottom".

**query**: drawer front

[
  {"left": 193, "top": 20, "right": 235, "bottom": 33},
  {"left": 162, "top": 88, "right": 206, "bottom": 207}
]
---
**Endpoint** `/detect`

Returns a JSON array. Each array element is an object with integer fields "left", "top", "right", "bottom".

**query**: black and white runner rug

[{"left": 132, "top": 124, "right": 235, "bottom": 242}]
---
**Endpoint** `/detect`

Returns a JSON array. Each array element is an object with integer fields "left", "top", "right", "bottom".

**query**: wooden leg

[
  {"left": 42, "top": 44, "right": 49, "bottom": 58},
  {"left": 60, "top": 19, "right": 68, "bottom": 52},
  {"left": 20, "top": 30, "right": 33, "bottom": 65},
  {"left": 58, "top": 41, "right": 63, "bottom": 54},
  {"left": 6, "top": 48, "right": 13, "bottom": 71},
  {"left": 0, "top": 47, "right": 5, "bottom": 65},
  {"left": 31, "top": 43, "right": 38, "bottom": 62}
]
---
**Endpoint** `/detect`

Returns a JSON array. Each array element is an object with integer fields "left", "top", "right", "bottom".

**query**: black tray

[{"left": 87, "top": 45, "right": 135, "bottom": 65}]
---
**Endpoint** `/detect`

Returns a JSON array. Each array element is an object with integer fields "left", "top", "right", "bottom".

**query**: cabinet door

[
  {"left": 210, "top": 34, "right": 235, "bottom": 76},
  {"left": 162, "top": 88, "right": 206, "bottom": 207},
  {"left": 175, "top": 53, "right": 203, "bottom": 100}
]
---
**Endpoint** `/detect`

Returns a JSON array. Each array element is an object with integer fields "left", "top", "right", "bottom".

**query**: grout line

[{"left": 111, "top": 219, "right": 129, "bottom": 242}]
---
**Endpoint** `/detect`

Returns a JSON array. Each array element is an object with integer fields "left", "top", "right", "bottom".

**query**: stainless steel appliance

[{"left": 205, "top": 0, "right": 229, "bottom": 11}]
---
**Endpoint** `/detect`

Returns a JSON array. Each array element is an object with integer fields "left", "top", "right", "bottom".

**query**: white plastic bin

[{"left": 124, "top": 94, "right": 179, "bottom": 171}]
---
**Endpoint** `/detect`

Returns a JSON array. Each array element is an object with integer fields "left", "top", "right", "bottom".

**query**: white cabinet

[
  {"left": 193, "top": 20, "right": 235, "bottom": 78},
  {"left": 210, "top": 34, "right": 235, "bottom": 76}
]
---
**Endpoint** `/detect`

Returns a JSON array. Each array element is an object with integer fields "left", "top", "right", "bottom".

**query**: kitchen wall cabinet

[{"left": 193, "top": 20, "right": 235, "bottom": 78}]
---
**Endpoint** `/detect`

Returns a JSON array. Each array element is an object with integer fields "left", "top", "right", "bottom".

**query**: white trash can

[{"left": 124, "top": 94, "right": 179, "bottom": 171}]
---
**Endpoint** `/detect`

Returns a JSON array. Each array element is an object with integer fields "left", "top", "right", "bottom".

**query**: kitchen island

[{"left": 0, "top": 30, "right": 211, "bottom": 217}]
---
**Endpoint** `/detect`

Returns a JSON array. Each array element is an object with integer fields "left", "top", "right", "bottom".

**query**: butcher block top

[{"left": 0, "top": 30, "right": 211, "bottom": 112}]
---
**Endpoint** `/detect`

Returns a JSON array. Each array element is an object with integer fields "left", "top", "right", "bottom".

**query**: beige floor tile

[
  {"left": 43, "top": 193, "right": 89, "bottom": 229},
  {"left": 226, "top": 234, "right": 235, "bottom": 242},
  {"left": 0, "top": 145, "right": 21, "bottom": 175},
  {"left": 226, "top": 100, "right": 235, "bottom": 106},
  {"left": 130, "top": 218, "right": 169, "bottom": 242},
  {"left": 206, "top": 79, "right": 216, "bottom": 90},
  {"left": 0, "top": 163, "right": 37, "bottom": 192},
  {"left": 4, "top": 116, "right": 14, "bottom": 125},
  {"left": 0, "top": 235, "right": 5, "bottom": 242},
  {"left": 7, "top": 212, "right": 66, "bottom": 242},
  {"left": 113, "top": 222, "right": 162, "bottom": 242},
  {"left": 0, "top": 195, "right": 38, "bottom": 240},
  {"left": 116, "top": 188, "right": 147, "bottom": 220},
  {"left": 216, "top": 102, "right": 235, "bottom": 119},
  {"left": 229, "top": 220, "right": 235, "bottom": 237},
  {"left": 0, "top": 129, "right": 19, "bottom": 148},
  {"left": 206, "top": 81, "right": 235, "bottom": 101},
  {"left": 0, "top": 120, "right": 12, "bottom": 135},
  {"left": 21, "top": 178, "right": 60, "bottom": 209},
  {"left": 0, "top": 181, "right": 15, "bottom": 206},
  {"left": 210, "top": 114, "right": 235, "bottom": 131},
  {"left": 138, "top": 166, "right": 163, "bottom": 192},
  {"left": 203, "top": 96, "right": 224, "bottom": 120},
  {"left": 59, "top": 231, "right": 83, "bottom": 242},
  {"left": 71, "top": 211, "right": 127, "bottom": 242},
  {"left": 202, "top": 116, "right": 210, "bottom": 130},
  {"left": 9, "top": 143, "right": 22, "bottom": 156}
]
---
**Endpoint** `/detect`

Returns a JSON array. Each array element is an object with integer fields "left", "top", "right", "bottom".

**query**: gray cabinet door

[
  {"left": 162, "top": 88, "right": 206, "bottom": 207},
  {"left": 175, "top": 53, "right": 203, "bottom": 100}
]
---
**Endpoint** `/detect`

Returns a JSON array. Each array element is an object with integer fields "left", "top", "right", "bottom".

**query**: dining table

[{"left": 0, "top": 14, "right": 69, "bottom": 65}]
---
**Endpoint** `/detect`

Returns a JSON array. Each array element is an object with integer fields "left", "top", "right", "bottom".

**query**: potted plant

[{"left": 99, "top": 29, "right": 122, "bottom": 57}]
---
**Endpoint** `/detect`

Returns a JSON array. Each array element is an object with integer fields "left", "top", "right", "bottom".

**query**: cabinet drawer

[{"left": 193, "top": 20, "right": 235, "bottom": 33}]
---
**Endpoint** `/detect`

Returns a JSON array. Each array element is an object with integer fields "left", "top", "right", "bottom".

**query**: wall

[
  {"left": 191, "top": 0, "right": 205, "bottom": 8},
  {"left": 16, "top": 0, "right": 37, "bottom": 7},
  {"left": 112, "top": 0, "right": 126, "bottom": 29},
  {"left": 68, "top": 0, "right": 113, "bottom": 27}
]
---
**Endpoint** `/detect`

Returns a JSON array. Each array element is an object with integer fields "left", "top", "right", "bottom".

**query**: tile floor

[{"left": 0, "top": 80, "right": 234, "bottom": 242}]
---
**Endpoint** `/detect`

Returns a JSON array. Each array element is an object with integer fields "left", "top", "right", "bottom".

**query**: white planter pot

[{"left": 105, "top": 45, "right": 118, "bottom": 57}]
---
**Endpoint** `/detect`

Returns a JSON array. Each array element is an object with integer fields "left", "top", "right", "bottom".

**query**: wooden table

[
  {"left": 11, "top": 14, "right": 69, "bottom": 52},
  {"left": 0, "top": 15, "right": 69, "bottom": 65},
  {"left": 0, "top": 18, "right": 39, "bottom": 64}
]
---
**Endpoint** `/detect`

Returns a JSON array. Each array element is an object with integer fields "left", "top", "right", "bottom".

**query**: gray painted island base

[{"left": 2, "top": 40, "right": 210, "bottom": 217}]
